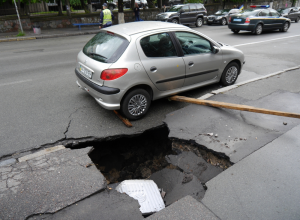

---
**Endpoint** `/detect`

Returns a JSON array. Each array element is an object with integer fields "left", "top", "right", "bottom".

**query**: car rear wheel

[
  {"left": 254, "top": 24, "right": 263, "bottom": 35},
  {"left": 196, "top": 17, "right": 203, "bottom": 27},
  {"left": 171, "top": 19, "right": 178, "bottom": 24},
  {"left": 231, "top": 29, "right": 240, "bottom": 34},
  {"left": 295, "top": 17, "right": 299, "bottom": 23},
  {"left": 120, "top": 89, "right": 151, "bottom": 120},
  {"left": 220, "top": 62, "right": 240, "bottom": 86},
  {"left": 221, "top": 18, "right": 227, "bottom": 25},
  {"left": 281, "top": 22, "right": 289, "bottom": 32}
]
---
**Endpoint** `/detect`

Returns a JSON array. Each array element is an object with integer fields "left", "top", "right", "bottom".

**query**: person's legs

[{"left": 135, "top": 15, "right": 139, "bottom": 21}]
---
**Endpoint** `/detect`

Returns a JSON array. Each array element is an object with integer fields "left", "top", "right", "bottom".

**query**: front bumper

[
  {"left": 228, "top": 23, "right": 255, "bottom": 31},
  {"left": 75, "top": 69, "right": 122, "bottom": 110},
  {"left": 207, "top": 18, "right": 222, "bottom": 24}
]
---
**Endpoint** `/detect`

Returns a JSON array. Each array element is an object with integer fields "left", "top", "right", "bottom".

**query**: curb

[
  {"left": 197, "top": 65, "right": 300, "bottom": 100},
  {"left": 0, "top": 30, "right": 99, "bottom": 43}
]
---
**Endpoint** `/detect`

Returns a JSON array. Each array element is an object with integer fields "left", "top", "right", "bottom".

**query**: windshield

[
  {"left": 168, "top": 5, "right": 182, "bottom": 12},
  {"left": 277, "top": 8, "right": 289, "bottom": 14},
  {"left": 215, "top": 9, "right": 230, "bottom": 15},
  {"left": 83, "top": 32, "right": 129, "bottom": 63}
]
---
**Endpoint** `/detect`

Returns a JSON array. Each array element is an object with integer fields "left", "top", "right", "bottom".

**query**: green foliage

[
  {"left": 184, "top": 0, "right": 203, "bottom": 3},
  {"left": 16, "top": 30, "right": 25, "bottom": 36}
]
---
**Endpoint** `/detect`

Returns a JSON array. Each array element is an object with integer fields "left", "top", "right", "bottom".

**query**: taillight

[
  {"left": 229, "top": 16, "right": 231, "bottom": 23},
  {"left": 245, "top": 17, "right": 250, "bottom": 23},
  {"left": 100, "top": 68, "right": 128, "bottom": 81}
]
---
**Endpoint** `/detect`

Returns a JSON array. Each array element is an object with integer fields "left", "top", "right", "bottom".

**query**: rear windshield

[
  {"left": 83, "top": 32, "right": 129, "bottom": 63},
  {"left": 277, "top": 8, "right": 289, "bottom": 14}
]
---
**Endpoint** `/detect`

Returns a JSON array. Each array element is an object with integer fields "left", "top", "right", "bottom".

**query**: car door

[
  {"left": 188, "top": 4, "right": 197, "bottom": 23},
  {"left": 258, "top": 9, "right": 272, "bottom": 29},
  {"left": 179, "top": 5, "right": 191, "bottom": 24},
  {"left": 270, "top": 10, "right": 282, "bottom": 28},
  {"left": 173, "top": 31, "right": 223, "bottom": 87},
  {"left": 136, "top": 32, "right": 186, "bottom": 91}
]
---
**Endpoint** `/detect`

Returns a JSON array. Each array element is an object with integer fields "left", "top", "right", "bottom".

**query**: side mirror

[
  {"left": 180, "top": 9, "right": 184, "bottom": 13},
  {"left": 212, "top": 46, "right": 219, "bottom": 54}
]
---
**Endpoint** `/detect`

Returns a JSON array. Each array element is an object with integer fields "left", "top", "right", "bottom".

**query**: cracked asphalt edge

[{"left": 1, "top": 65, "right": 299, "bottom": 167}]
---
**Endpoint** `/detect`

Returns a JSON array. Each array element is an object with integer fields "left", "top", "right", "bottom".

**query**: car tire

[
  {"left": 220, "top": 62, "right": 240, "bottom": 86},
  {"left": 231, "top": 29, "right": 240, "bottom": 34},
  {"left": 196, "top": 17, "right": 203, "bottom": 27},
  {"left": 109, "top": 5, "right": 114, "bottom": 11},
  {"left": 296, "top": 17, "right": 299, "bottom": 23},
  {"left": 221, "top": 18, "right": 227, "bottom": 25},
  {"left": 171, "top": 19, "right": 178, "bottom": 24},
  {"left": 120, "top": 89, "right": 151, "bottom": 120},
  {"left": 254, "top": 24, "right": 263, "bottom": 35},
  {"left": 281, "top": 22, "right": 289, "bottom": 32}
]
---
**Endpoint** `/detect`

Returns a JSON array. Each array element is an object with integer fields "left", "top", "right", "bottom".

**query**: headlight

[{"left": 217, "top": 16, "right": 222, "bottom": 20}]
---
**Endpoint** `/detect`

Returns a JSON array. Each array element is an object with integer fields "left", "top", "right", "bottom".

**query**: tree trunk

[
  {"left": 118, "top": 0, "right": 124, "bottom": 12},
  {"left": 65, "top": 0, "right": 72, "bottom": 17},
  {"left": 80, "top": 0, "right": 90, "bottom": 13},
  {"left": 147, "top": 0, "right": 155, "bottom": 8},
  {"left": 131, "top": 0, "right": 135, "bottom": 10},
  {"left": 158, "top": 0, "right": 162, "bottom": 9},
  {"left": 57, "top": 0, "right": 63, "bottom": 16}
]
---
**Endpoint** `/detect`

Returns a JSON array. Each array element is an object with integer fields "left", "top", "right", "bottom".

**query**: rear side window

[
  {"left": 140, "top": 33, "right": 177, "bottom": 57},
  {"left": 259, "top": 10, "right": 270, "bottom": 16},
  {"left": 189, "top": 5, "right": 197, "bottom": 11},
  {"left": 83, "top": 32, "right": 129, "bottom": 63},
  {"left": 196, "top": 4, "right": 204, "bottom": 10},
  {"left": 182, "top": 5, "right": 189, "bottom": 12},
  {"left": 270, "top": 10, "right": 280, "bottom": 16}
]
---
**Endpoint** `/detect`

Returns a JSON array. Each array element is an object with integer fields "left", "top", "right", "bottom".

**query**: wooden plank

[
  {"left": 169, "top": 96, "right": 300, "bottom": 119},
  {"left": 113, "top": 110, "right": 133, "bottom": 127}
]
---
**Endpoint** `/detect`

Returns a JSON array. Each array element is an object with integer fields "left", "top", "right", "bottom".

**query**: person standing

[
  {"left": 134, "top": 3, "right": 140, "bottom": 21},
  {"left": 99, "top": 3, "right": 114, "bottom": 29}
]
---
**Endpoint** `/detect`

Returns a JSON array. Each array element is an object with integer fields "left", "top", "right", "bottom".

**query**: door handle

[
  {"left": 150, "top": 66, "right": 157, "bottom": 72},
  {"left": 188, "top": 61, "right": 194, "bottom": 67}
]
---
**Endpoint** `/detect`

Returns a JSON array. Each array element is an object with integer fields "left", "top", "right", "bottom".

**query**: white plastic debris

[{"left": 116, "top": 180, "right": 165, "bottom": 215}]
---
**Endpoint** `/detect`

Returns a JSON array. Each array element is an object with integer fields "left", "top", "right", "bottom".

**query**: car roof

[{"left": 104, "top": 21, "right": 190, "bottom": 38}]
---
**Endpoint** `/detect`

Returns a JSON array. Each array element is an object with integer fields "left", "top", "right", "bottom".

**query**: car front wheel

[
  {"left": 196, "top": 17, "right": 203, "bottom": 27},
  {"left": 281, "top": 22, "right": 289, "bottom": 32},
  {"left": 120, "top": 89, "right": 151, "bottom": 120},
  {"left": 221, "top": 18, "right": 227, "bottom": 25},
  {"left": 220, "top": 62, "right": 240, "bottom": 86},
  {"left": 171, "top": 19, "right": 178, "bottom": 24}
]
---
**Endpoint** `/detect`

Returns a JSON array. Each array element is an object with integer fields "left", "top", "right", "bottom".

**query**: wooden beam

[
  {"left": 113, "top": 110, "right": 133, "bottom": 127},
  {"left": 169, "top": 96, "right": 300, "bottom": 119}
]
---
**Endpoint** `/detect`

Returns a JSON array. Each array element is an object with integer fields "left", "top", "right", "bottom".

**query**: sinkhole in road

[{"left": 88, "top": 125, "right": 173, "bottom": 184}]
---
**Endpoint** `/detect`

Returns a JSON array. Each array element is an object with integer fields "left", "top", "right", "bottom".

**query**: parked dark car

[
  {"left": 207, "top": 9, "right": 240, "bottom": 25},
  {"left": 277, "top": 7, "right": 300, "bottom": 22},
  {"left": 91, "top": 0, "right": 116, "bottom": 11},
  {"left": 228, "top": 6, "right": 291, "bottom": 35},
  {"left": 156, "top": 3, "right": 207, "bottom": 27}
]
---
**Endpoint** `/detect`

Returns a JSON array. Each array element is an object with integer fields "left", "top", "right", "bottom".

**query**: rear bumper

[
  {"left": 75, "top": 69, "right": 122, "bottom": 110},
  {"left": 228, "top": 23, "right": 255, "bottom": 31}
]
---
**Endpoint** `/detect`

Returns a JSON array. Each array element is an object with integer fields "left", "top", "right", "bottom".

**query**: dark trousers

[{"left": 135, "top": 14, "right": 140, "bottom": 21}]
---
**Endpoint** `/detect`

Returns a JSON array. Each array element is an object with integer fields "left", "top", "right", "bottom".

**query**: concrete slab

[
  {"left": 164, "top": 91, "right": 300, "bottom": 163},
  {"left": 166, "top": 151, "right": 223, "bottom": 183},
  {"left": 148, "top": 195, "right": 220, "bottom": 220},
  {"left": 202, "top": 124, "right": 300, "bottom": 220},
  {"left": 29, "top": 190, "right": 143, "bottom": 220},
  {"left": 18, "top": 145, "right": 65, "bottom": 162},
  {"left": 0, "top": 147, "right": 106, "bottom": 220},
  {"left": 150, "top": 168, "right": 205, "bottom": 206}
]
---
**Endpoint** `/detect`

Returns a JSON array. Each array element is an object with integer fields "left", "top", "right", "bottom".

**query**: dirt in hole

[{"left": 88, "top": 125, "right": 174, "bottom": 184}]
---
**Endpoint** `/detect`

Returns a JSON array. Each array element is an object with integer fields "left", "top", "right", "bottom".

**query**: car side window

[
  {"left": 189, "top": 5, "right": 197, "bottom": 11},
  {"left": 196, "top": 4, "right": 203, "bottom": 10},
  {"left": 175, "top": 32, "right": 212, "bottom": 55},
  {"left": 140, "top": 33, "right": 177, "bottom": 58},
  {"left": 270, "top": 10, "right": 280, "bottom": 16},
  {"left": 182, "top": 5, "right": 190, "bottom": 12},
  {"left": 259, "top": 10, "right": 270, "bottom": 16}
]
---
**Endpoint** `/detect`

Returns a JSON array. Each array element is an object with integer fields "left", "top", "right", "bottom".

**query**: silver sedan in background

[{"left": 75, "top": 22, "right": 245, "bottom": 120}]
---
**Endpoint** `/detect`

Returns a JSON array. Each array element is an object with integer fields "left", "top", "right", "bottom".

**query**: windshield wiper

[{"left": 88, "top": 52, "right": 107, "bottom": 59}]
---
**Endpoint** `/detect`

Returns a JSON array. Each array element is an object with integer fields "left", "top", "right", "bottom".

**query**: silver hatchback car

[{"left": 75, "top": 21, "right": 244, "bottom": 120}]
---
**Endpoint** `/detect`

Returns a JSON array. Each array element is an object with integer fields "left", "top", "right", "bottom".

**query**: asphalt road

[{"left": 0, "top": 22, "right": 300, "bottom": 159}]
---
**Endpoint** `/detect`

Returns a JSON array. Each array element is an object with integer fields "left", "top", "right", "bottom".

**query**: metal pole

[{"left": 13, "top": 0, "right": 23, "bottom": 33}]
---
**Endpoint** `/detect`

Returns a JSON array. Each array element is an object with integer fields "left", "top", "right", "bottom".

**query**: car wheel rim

[
  {"left": 172, "top": 19, "right": 178, "bottom": 23},
  {"left": 257, "top": 25, "right": 262, "bottom": 34},
  {"left": 225, "top": 66, "right": 238, "bottom": 84},
  {"left": 222, "top": 19, "right": 226, "bottom": 25},
  {"left": 197, "top": 19, "right": 202, "bottom": 26},
  {"left": 128, "top": 94, "right": 147, "bottom": 116},
  {"left": 284, "top": 23, "right": 288, "bottom": 31}
]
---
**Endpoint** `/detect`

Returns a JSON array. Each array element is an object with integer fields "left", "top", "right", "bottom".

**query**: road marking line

[
  {"left": 0, "top": 79, "right": 32, "bottom": 87},
  {"left": 233, "top": 35, "right": 300, "bottom": 47}
]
